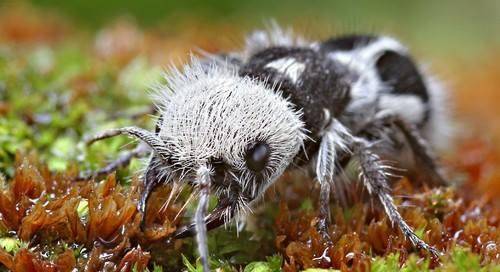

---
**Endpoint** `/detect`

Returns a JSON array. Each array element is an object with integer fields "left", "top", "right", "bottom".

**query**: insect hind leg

[
  {"left": 364, "top": 112, "right": 448, "bottom": 187},
  {"left": 354, "top": 138, "right": 441, "bottom": 257}
]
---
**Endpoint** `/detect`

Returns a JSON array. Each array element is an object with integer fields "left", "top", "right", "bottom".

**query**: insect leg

[
  {"left": 77, "top": 142, "right": 150, "bottom": 181},
  {"left": 317, "top": 178, "right": 331, "bottom": 235},
  {"left": 194, "top": 164, "right": 211, "bottom": 272},
  {"left": 78, "top": 126, "right": 170, "bottom": 181},
  {"left": 84, "top": 126, "right": 168, "bottom": 156},
  {"left": 138, "top": 154, "right": 168, "bottom": 230},
  {"left": 353, "top": 138, "right": 440, "bottom": 257},
  {"left": 369, "top": 113, "right": 447, "bottom": 186},
  {"left": 393, "top": 117, "right": 447, "bottom": 186},
  {"left": 315, "top": 118, "right": 351, "bottom": 235}
]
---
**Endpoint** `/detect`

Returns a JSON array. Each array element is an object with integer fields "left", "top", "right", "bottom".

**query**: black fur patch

[
  {"left": 375, "top": 50, "right": 430, "bottom": 124},
  {"left": 240, "top": 47, "right": 350, "bottom": 135},
  {"left": 320, "top": 34, "right": 376, "bottom": 52},
  {"left": 239, "top": 47, "right": 351, "bottom": 165},
  {"left": 375, "top": 51, "right": 429, "bottom": 101},
  {"left": 239, "top": 47, "right": 352, "bottom": 165}
]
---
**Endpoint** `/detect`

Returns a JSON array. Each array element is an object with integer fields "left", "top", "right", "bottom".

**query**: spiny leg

[
  {"left": 354, "top": 138, "right": 440, "bottom": 257},
  {"left": 315, "top": 118, "right": 351, "bottom": 236},
  {"left": 139, "top": 155, "right": 166, "bottom": 230},
  {"left": 77, "top": 126, "right": 170, "bottom": 181},
  {"left": 194, "top": 164, "right": 211, "bottom": 272},
  {"left": 316, "top": 134, "right": 334, "bottom": 235},
  {"left": 78, "top": 142, "right": 150, "bottom": 181},
  {"left": 318, "top": 118, "right": 440, "bottom": 256},
  {"left": 317, "top": 181, "right": 331, "bottom": 235},
  {"left": 84, "top": 126, "right": 168, "bottom": 156},
  {"left": 369, "top": 112, "right": 447, "bottom": 186}
]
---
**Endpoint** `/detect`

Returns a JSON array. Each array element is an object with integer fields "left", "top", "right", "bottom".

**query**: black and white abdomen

[
  {"left": 238, "top": 30, "right": 452, "bottom": 160},
  {"left": 321, "top": 35, "right": 453, "bottom": 151}
]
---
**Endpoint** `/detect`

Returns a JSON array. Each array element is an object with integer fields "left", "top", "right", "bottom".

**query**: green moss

[
  {"left": 0, "top": 5, "right": 498, "bottom": 271},
  {"left": 438, "top": 247, "right": 486, "bottom": 272},
  {"left": 370, "top": 247, "right": 500, "bottom": 272},
  {"left": 76, "top": 198, "right": 89, "bottom": 219},
  {"left": 303, "top": 269, "right": 340, "bottom": 272},
  {"left": 0, "top": 237, "right": 24, "bottom": 254},
  {"left": 244, "top": 255, "right": 282, "bottom": 272},
  {"left": 0, "top": 41, "right": 157, "bottom": 178},
  {"left": 371, "top": 253, "right": 401, "bottom": 272}
]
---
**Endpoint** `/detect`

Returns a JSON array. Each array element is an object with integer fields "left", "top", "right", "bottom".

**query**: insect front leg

[
  {"left": 194, "top": 164, "right": 211, "bottom": 272},
  {"left": 315, "top": 118, "right": 351, "bottom": 236},
  {"left": 77, "top": 125, "right": 169, "bottom": 181},
  {"left": 353, "top": 138, "right": 441, "bottom": 257},
  {"left": 77, "top": 142, "right": 150, "bottom": 181},
  {"left": 139, "top": 154, "right": 171, "bottom": 230}
]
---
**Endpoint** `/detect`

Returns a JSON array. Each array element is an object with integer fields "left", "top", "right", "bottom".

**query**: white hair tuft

[{"left": 152, "top": 57, "right": 307, "bottom": 200}]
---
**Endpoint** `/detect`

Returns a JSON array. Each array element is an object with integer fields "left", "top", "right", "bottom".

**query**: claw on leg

[{"left": 378, "top": 191, "right": 442, "bottom": 257}]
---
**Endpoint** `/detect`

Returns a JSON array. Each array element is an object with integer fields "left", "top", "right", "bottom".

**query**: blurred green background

[{"left": 2, "top": 0, "right": 499, "bottom": 58}]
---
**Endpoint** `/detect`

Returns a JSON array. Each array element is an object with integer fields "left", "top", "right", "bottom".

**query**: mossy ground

[{"left": 0, "top": 4, "right": 499, "bottom": 272}]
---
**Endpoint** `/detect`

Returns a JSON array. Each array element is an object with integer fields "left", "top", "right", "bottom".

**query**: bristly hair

[
  {"left": 150, "top": 56, "right": 308, "bottom": 212},
  {"left": 242, "top": 20, "right": 309, "bottom": 61}
]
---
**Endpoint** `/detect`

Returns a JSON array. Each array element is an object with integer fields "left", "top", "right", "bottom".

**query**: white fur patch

[
  {"left": 242, "top": 22, "right": 308, "bottom": 61},
  {"left": 152, "top": 58, "right": 307, "bottom": 200},
  {"left": 379, "top": 94, "right": 426, "bottom": 124},
  {"left": 326, "top": 35, "right": 454, "bottom": 152},
  {"left": 328, "top": 36, "right": 407, "bottom": 65},
  {"left": 265, "top": 58, "right": 305, "bottom": 83},
  {"left": 419, "top": 69, "right": 456, "bottom": 151},
  {"left": 327, "top": 36, "right": 408, "bottom": 112}
]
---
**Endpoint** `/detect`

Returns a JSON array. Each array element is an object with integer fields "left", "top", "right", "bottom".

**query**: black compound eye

[{"left": 245, "top": 142, "right": 270, "bottom": 172}]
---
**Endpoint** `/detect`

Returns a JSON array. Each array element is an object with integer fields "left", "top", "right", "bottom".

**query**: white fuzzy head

[{"left": 152, "top": 59, "right": 306, "bottom": 207}]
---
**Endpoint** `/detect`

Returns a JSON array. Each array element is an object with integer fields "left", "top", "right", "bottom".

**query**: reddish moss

[
  {"left": 0, "top": 154, "right": 184, "bottom": 271},
  {"left": 274, "top": 139, "right": 500, "bottom": 271}
]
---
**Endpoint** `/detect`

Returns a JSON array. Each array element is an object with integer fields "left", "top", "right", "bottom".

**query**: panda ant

[{"left": 82, "top": 24, "right": 453, "bottom": 271}]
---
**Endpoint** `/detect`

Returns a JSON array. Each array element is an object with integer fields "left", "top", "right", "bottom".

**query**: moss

[{"left": 0, "top": 5, "right": 499, "bottom": 272}]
